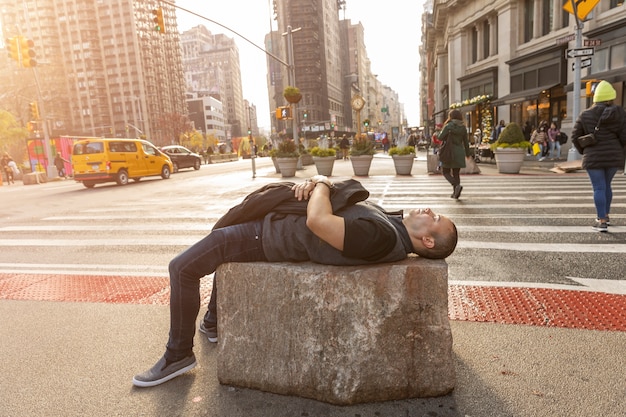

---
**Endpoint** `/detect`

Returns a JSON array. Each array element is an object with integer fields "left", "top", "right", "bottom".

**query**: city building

[
  {"left": 180, "top": 25, "right": 248, "bottom": 139},
  {"left": 421, "top": 0, "right": 626, "bottom": 147},
  {"left": 186, "top": 93, "right": 226, "bottom": 145},
  {"left": 0, "top": 0, "right": 187, "bottom": 145},
  {"left": 268, "top": 0, "right": 405, "bottom": 141}
]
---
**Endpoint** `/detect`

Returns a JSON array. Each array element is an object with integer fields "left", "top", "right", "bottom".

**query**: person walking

[
  {"left": 531, "top": 121, "right": 549, "bottom": 161},
  {"left": 132, "top": 176, "right": 459, "bottom": 387},
  {"left": 547, "top": 122, "right": 561, "bottom": 160},
  {"left": 1, "top": 152, "right": 15, "bottom": 185},
  {"left": 339, "top": 135, "right": 350, "bottom": 160},
  {"left": 571, "top": 80, "right": 626, "bottom": 232},
  {"left": 54, "top": 152, "right": 70, "bottom": 178},
  {"left": 438, "top": 109, "right": 470, "bottom": 199}
]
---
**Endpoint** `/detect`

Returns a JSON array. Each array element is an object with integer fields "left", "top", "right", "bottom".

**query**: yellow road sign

[{"left": 563, "top": 0, "right": 601, "bottom": 21}]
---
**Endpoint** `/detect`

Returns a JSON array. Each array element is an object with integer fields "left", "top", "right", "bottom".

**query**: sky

[{"left": 174, "top": 1, "right": 425, "bottom": 130}]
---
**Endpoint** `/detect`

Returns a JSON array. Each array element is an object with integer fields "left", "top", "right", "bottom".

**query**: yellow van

[{"left": 71, "top": 138, "right": 173, "bottom": 188}]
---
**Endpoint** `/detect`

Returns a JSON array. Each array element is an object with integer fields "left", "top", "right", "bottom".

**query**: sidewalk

[{"left": 1, "top": 299, "right": 623, "bottom": 417}]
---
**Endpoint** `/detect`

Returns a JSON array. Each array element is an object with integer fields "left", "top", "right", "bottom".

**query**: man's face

[{"left": 403, "top": 208, "right": 454, "bottom": 239}]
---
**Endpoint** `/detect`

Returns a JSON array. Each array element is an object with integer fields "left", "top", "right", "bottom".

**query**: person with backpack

[{"left": 571, "top": 80, "right": 626, "bottom": 232}]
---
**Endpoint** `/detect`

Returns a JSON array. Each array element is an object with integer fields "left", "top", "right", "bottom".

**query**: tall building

[
  {"left": 180, "top": 25, "right": 247, "bottom": 138},
  {"left": 0, "top": 0, "right": 187, "bottom": 145},
  {"left": 269, "top": 0, "right": 405, "bottom": 140},
  {"left": 272, "top": 0, "right": 345, "bottom": 136}
]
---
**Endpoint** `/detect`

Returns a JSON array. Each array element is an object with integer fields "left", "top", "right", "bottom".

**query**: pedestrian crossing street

[{"left": 1, "top": 173, "right": 625, "bottom": 294}]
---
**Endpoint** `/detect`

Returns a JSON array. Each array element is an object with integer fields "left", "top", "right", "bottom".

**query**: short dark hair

[{"left": 414, "top": 222, "right": 458, "bottom": 259}]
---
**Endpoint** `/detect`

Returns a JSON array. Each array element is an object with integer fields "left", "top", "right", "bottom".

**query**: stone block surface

[
  {"left": 22, "top": 172, "right": 48, "bottom": 185},
  {"left": 216, "top": 257, "right": 455, "bottom": 405}
]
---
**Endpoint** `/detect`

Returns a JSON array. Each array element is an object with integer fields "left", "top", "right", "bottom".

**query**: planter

[
  {"left": 350, "top": 155, "right": 373, "bottom": 176},
  {"left": 284, "top": 94, "right": 302, "bottom": 104},
  {"left": 300, "top": 153, "right": 314, "bottom": 166},
  {"left": 312, "top": 156, "right": 335, "bottom": 176},
  {"left": 276, "top": 157, "right": 298, "bottom": 177},
  {"left": 391, "top": 154, "right": 415, "bottom": 175},
  {"left": 271, "top": 157, "right": 281, "bottom": 174},
  {"left": 494, "top": 148, "right": 525, "bottom": 174}
]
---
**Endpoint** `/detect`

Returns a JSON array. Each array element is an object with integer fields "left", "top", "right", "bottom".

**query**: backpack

[{"left": 557, "top": 132, "right": 568, "bottom": 145}]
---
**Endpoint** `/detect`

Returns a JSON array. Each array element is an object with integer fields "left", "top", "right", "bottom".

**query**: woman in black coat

[
  {"left": 572, "top": 80, "right": 626, "bottom": 232},
  {"left": 438, "top": 109, "right": 471, "bottom": 199}
]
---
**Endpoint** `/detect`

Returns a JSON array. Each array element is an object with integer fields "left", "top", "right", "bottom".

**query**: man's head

[{"left": 402, "top": 208, "right": 458, "bottom": 259}]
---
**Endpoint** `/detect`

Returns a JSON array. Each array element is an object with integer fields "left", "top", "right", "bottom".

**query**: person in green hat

[{"left": 572, "top": 80, "right": 626, "bottom": 232}]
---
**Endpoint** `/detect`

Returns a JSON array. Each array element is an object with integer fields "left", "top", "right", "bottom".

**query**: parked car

[
  {"left": 160, "top": 145, "right": 202, "bottom": 172},
  {"left": 71, "top": 138, "right": 173, "bottom": 188}
]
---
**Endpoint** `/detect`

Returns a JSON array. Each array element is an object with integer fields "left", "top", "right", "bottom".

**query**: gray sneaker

[
  {"left": 592, "top": 220, "right": 608, "bottom": 232},
  {"left": 132, "top": 354, "right": 196, "bottom": 387},
  {"left": 199, "top": 322, "right": 218, "bottom": 343}
]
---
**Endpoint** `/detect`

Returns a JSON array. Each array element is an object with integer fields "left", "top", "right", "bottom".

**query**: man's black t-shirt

[{"left": 343, "top": 217, "right": 398, "bottom": 261}]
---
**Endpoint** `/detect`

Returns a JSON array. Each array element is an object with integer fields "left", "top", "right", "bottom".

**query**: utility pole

[
  {"left": 568, "top": 1, "right": 583, "bottom": 161},
  {"left": 283, "top": 25, "right": 301, "bottom": 144}
]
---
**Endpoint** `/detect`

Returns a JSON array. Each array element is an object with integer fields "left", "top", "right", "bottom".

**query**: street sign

[
  {"left": 563, "top": 0, "right": 600, "bottom": 21},
  {"left": 584, "top": 39, "right": 601, "bottom": 47},
  {"left": 572, "top": 58, "right": 592, "bottom": 71},
  {"left": 566, "top": 48, "right": 594, "bottom": 58}
]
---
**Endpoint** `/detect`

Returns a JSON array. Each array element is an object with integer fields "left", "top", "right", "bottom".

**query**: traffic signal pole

[
  {"left": 568, "top": 1, "right": 583, "bottom": 161},
  {"left": 32, "top": 67, "right": 57, "bottom": 178}
]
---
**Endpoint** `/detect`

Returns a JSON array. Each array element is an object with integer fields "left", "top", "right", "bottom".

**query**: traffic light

[
  {"left": 303, "top": 110, "right": 308, "bottom": 119},
  {"left": 585, "top": 80, "right": 600, "bottom": 97},
  {"left": 29, "top": 101, "right": 40, "bottom": 120},
  {"left": 363, "top": 119, "right": 369, "bottom": 127},
  {"left": 152, "top": 8, "right": 166, "bottom": 34},
  {"left": 6, "top": 37, "right": 19, "bottom": 62},
  {"left": 19, "top": 37, "right": 36, "bottom": 67},
  {"left": 276, "top": 106, "right": 291, "bottom": 120}
]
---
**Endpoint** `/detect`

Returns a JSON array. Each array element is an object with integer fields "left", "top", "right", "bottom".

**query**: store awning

[{"left": 492, "top": 84, "right": 559, "bottom": 105}]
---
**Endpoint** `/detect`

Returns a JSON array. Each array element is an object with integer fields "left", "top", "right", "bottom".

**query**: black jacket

[
  {"left": 213, "top": 179, "right": 370, "bottom": 229},
  {"left": 572, "top": 103, "right": 626, "bottom": 169}
]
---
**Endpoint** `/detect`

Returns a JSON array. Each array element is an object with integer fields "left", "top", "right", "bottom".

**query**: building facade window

[
  {"left": 524, "top": 0, "right": 534, "bottom": 43},
  {"left": 483, "top": 20, "right": 490, "bottom": 58}
]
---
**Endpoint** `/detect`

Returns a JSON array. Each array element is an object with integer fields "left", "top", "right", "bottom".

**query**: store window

[{"left": 610, "top": 43, "right": 626, "bottom": 69}]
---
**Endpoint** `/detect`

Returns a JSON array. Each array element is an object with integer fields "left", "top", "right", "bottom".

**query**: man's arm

[{"left": 292, "top": 175, "right": 345, "bottom": 251}]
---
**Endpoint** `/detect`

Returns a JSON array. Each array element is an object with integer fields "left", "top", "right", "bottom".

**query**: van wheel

[
  {"left": 83, "top": 181, "right": 95, "bottom": 188},
  {"left": 116, "top": 169, "right": 129, "bottom": 185},
  {"left": 172, "top": 162, "right": 179, "bottom": 173},
  {"left": 193, "top": 159, "right": 201, "bottom": 170},
  {"left": 161, "top": 165, "right": 171, "bottom": 179}
]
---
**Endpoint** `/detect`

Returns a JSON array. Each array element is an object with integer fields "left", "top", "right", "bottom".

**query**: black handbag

[
  {"left": 438, "top": 139, "right": 453, "bottom": 164},
  {"left": 576, "top": 119, "right": 601, "bottom": 149}
]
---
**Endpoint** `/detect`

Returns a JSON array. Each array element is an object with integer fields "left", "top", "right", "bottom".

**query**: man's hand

[
  {"left": 291, "top": 176, "right": 333, "bottom": 201},
  {"left": 291, "top": 180, "right": 316, "bottom": 201}
]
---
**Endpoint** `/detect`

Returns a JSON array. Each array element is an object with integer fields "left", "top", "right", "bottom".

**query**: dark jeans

[
  {"left": 165, "top": 220, "right": 267, "bottom": 361},
  {"left": 586, "top": 167, "right": 619, "bottom": 220},
  {"left": 442, "top": 167, "right": 460, "bottom": 188}
]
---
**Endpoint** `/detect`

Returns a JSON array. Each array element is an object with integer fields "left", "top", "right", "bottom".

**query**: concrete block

[
  {"left": 216, "top": 257, "right": 455, "bottom": 405},
  {"left": 22, "top": 172, "right": 48, "bottom": 185}
]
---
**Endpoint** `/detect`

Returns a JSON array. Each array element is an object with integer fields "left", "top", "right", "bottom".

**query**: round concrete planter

[
  {"left": 391, "top": 154, "right": 415, "bottom": 175},
  {"left": 350, "top": 155, "right": 373, "bottom": 176},
  {"left": 312, "top": 156, "right": 335, "bottom": 176},
  {"left": 276, "top": 157, "right": 298, "bottom": 177},
  {"left": 494, "top": 148, "right": 525, "bottom": 174}
]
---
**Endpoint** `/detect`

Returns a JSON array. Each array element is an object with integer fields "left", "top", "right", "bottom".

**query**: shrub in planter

[
  {"left": 350, "top": 135, "right": 375, "bottom": 157},
  {"left": 388, "top": 146, "right": 415, "bottom": 156},
  {"left": 310, "top": 147, "right": 336, "bottom": 157},
  {"left": 489, "top": 122, "right": 531, "bottom": 151}
]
